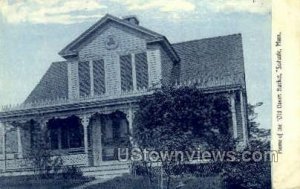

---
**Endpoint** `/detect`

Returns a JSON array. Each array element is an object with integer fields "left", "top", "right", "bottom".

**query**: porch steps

[
  {"left": 81, "top": 161, "right": 131, "bottom": 179},
  {"left": 0, "top": 161, "right": 131, "bottom": 180},
  {"left": 73, "top": 178, "right": 111, "bottom": 189}
]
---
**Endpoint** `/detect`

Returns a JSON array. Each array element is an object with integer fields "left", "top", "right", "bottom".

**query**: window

[
  {"left": 78, "top": 61, "right": 91, "bottom": 97},
  {"left": 93, "top": 59, "right": 105, "bottom": 95},
  {"left": 120, "top": 54, "right": 133, "bottom": 91},
  {"left": 135, "top": 52, "right": 148, "bottom": 89},
  {"left": 102, "top": 114, "right": 128, "bottom": 143},
  {"left": 49, "top": 117, "right": 83, "bottom": 150},
  {"left": 61, "top": 124, "right": 83, "bottom": 149},
  {"left": 120, "top": 52, "right": 149, "bottom": 91},
  {"left": 50, "top": 127, "right": 59, "bottom": 150},
  {"left": 6, "top": 128, "right": 18, "bottom": 153}
]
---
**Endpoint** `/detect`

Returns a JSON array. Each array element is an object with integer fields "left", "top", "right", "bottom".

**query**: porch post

[
  {"left": 240, "top": 90, "right": 247, "bottom": 145},
  {"left": 17, "top": 126, "right": 23, "bottom": 158},
  {"left": 1, "top": 122, "right": 6, "bottom": 172},
  {"left": 81, "top": 115, "right": 90, "bottom": 166},
  {"left": 126, "top": 107, "right": 135, "bottom": 146},
  {"left": 98, "top": 118, "right": 103, "bottom": 162},
  {"left": 57, "top": 127, "right": 62, "bottom": 150},
  {"left": 230, "top": 92, "right": 238, "bottom": 139}
]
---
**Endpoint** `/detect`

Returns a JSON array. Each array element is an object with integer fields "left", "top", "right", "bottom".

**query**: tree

[
  {"left": 27, "top": 120, "right": 63, "bottom": 179},
  {"left": 133, "top": 86, "right": 232, "bottom": 189},
  {"left": 222, "top": 102, "right": 271, "bottom": 189}
]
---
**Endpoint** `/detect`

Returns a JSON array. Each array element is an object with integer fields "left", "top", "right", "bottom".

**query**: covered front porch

[{"left": 0, "top": 108, "right": 135, "bottom": 172}]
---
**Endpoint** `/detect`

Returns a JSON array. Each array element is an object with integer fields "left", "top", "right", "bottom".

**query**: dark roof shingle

[
  {"left": 25, "top": 34, "right": 246, "bottom": 104},
  {"left": 25, "top": 61, "right": 68, "bottom": 104},
  {"left": 171, "top": 34, "right": 246, "bottom": 89}
]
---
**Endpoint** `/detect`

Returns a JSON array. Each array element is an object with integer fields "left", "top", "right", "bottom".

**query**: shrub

[
  {"left": 61, "top": 165, "right": 84, "bottom": 179},
  {"left": 181, "top": 176, "right": 224, "bottom": 189}
]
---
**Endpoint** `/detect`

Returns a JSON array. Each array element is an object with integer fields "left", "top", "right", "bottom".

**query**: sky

[{"left": 0, "top": 0, "right": 271, "bottom": 128}]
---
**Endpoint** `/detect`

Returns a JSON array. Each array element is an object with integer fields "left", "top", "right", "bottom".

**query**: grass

[
  {"left": 86, "top": 174, "right": 224, "bottom": 189},
  {"left": 0, "top": 175, "right": 92, "bottom": 189},
  {"left": 0, "top": 174, "right": 224, "bottom": 189}
]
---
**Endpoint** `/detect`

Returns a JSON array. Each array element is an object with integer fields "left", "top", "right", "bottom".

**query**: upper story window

[
  {"left": 120, "top": 54, "right": 133, "bottom": 91},
  {"left": 68, "top": 49, "right": 157, "bottom": 99},
  {"left": 78, "top": 61, "right": 91, "bottom": 97},
  {"left": 93, "top": 59, "right": 105, "bottom": 95},
  {"left": 135, "top": 52, "right": 148, "bottom": 89},
  {"left": 77, "top": 59, "right": 105, "bottom": 98},
  {"left": 120, "top": 52, "right": 149, "bottom": 92}
]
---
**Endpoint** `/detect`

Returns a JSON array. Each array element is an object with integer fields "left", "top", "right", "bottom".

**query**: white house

[{"left": 0, "top": 14, "right": 248, "bottom": 178}]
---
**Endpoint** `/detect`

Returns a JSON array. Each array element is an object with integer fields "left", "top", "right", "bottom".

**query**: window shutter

[
  {"left": 146, "top": 49, "right": 162, "bottom": 87},
  {"left": 93, "top": 59, "right": 105, "bottom": 95},
  {"left": 135, "top": 52, "right": 148, "bottom": 89},
  {"left": 120, "top": 54, "right": 133, "bottom": 91},
  {"left": 78, "top": 61, "right": 91, "bottom": 97}
]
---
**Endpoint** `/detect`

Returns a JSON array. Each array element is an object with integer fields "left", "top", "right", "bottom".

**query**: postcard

[{"left": 0, "top": 0, "right": 299, "bottom": 188}]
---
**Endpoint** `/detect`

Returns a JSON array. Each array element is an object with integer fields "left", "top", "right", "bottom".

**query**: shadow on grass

[
  {"left": 0, "top": 175, "right": 93, "bottom": 189},
  {"left": 86, "top": 174, "right": 224, "bottom": 189}
]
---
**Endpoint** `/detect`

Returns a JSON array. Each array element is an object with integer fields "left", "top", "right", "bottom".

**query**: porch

[{"left": 0, "top": 109, "right": 134, "bottom": 174}]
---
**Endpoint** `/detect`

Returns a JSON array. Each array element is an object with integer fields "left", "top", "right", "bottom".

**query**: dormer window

[
  {"left": 120, "top": 54, "right": 134, "bottom": 91},
  {"left": 119, "top": 52, "right": 148, "bottom": 92},
  {"left": 135, "top": 52, "right": 148, "bottom": 89}
]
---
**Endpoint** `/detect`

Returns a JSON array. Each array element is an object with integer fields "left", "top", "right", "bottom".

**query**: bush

[
  {"left": 181, "top": 176, "right": 224, "bottom": 189},
  {"left": 61, "top": 165, "right": 84, "bottom": 179},
  {"left": 88, "top": 175, "right": 157, "bottom": 189}
]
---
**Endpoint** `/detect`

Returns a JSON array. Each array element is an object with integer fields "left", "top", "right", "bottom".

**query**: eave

[{"left": 0, "top": 84, "right": 244, "bottom": 122}]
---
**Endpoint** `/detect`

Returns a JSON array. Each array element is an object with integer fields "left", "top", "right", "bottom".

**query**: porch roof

[{"left": 0, "top": 85, "right": 244, "bottom": 121}]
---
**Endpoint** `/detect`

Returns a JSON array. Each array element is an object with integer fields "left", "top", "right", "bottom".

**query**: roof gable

[
  {"left": 59, "top": 14, "right": 168, "bottom": 59},
  {"left": 77, "top": 21, "right": 152, "bottom": 59}
]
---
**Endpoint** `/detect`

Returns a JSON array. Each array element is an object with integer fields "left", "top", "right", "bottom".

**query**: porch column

[
  {"left": 40, "top": 120, "right": 48, "bottom": 135},
  {"left": 17, "top": 126, "right": 23, "bottom": 158},
  {"left": 126, "top": 107, "right": 135, "bottom": 146},
  {"left": 240, "top": 90, "right": 247, "bottom": 144},
  {"left": 81, "top": 115, "right": 90, "bottom": 166},
  {"left": 98, "top": 118, "right": 103, "bottom": 162},
  {"left": 230, "top": 93, "right": 238, "bottom": 139},
  {"left": 1, "top": 122, "right": 6, "bottom": 172},
  {"left": 92, "top": 117, "right": 103, "bottom": 166}
]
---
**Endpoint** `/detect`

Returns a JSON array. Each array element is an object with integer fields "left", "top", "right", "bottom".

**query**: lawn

[
  {"left": 0, "top": 174, "right": 224, "bottom": 189},
  {"left": 86, "top": 175, "right": 224, "bottom": 189},
  {"left": 0, "top": 175, "right": 92, "bottom": 189}
]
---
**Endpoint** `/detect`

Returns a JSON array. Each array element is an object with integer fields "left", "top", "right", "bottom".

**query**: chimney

[{"left": 122, "top": 15, "right": 139, "bottom": 25}]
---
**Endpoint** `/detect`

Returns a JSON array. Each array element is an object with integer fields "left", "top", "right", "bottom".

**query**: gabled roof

[
  {"left": 25, "top": 34, "right": 246, "bottom": 104},
  {"left": 59, "top": 14, "right": 179, "bottom": 62},
  {"left": 172, "top": 34, "right": 246, "bottom": 89},
  {"left": 24, "top": 61, "right": 68, "bottom": 104}
]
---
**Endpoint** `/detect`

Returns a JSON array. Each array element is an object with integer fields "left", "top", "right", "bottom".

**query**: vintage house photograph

[{"left": 0, "top": 1, "right": 271, "bottom": 189}]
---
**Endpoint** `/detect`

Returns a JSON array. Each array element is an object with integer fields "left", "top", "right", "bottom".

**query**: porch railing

[{"left": 0, "top": 153, "right": 87, "bottom": 172}]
